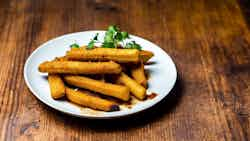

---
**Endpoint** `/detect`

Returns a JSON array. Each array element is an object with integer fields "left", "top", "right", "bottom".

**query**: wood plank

[{"left": 0, "top": 0, "right": 249, "bottom": 141}]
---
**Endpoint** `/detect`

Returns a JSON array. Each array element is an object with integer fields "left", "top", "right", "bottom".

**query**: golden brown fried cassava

[
  {"left": 140, "top": 50, "right": 154, "bottom": 63},
  {"left": 39, "top": 61, "right": 121, "bottom": 74},
  {"left": 64, "top": 75, "right": 130, "bottom": 101},
  {"left": 48, "top": 74, "right": 65, "bottom": 99},
  {"left": 131, "top": 62, "right": 147, "bottom": 88},
  {"left": 66, "top": 48, "right": 140, "bottom": 63},
  {"left": 117, "top": 72, "right": 146, "bottom": 100},
  {"left": 66, "top": 87, "right": 119, "bottom": 112}
]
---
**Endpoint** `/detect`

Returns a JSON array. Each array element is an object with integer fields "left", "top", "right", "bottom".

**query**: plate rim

[{"left": 23, "top": 30, "right": 177, "bottom": 119}]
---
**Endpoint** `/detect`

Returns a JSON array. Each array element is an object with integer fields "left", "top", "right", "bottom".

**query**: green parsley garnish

[
  {"left": 121, "top": 32, "right": 129, "bottom": 39},
  {"left": 102, "top": 42, "right": 115, "bottom": 48},
  {"left": 87, "top": 33, "right": 99, "bottom": 49},
  {"left": 125, "top": 41, "right": 142, "bottom": 50},
  {"left": 87, "top": 25, "right": 141, "bottom": 50},
  {"left": 87, "top": 40, "right": 95, "bottom": 49},
  {"left": 93, "top": 33, "right": 99, "bottom": 40},
  {"left": 70, "top": 43, "right": 80, "bottom": 48}
]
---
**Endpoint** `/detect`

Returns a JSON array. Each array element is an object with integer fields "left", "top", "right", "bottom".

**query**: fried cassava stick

[
  {"left": 66, "top": 87, "right": 119, "bottom": 112},
  {"left": 117, "top": 72, "right": 146, "bottom": 100},
  {"left": 139, "top": 50, "right": 154, "bottom": 63},
  {"left": 64, "top": 75, "right": 130, "bottom": 101},
  {"left": 131, "top": 62, "right": 147, "bottom": 88},
  {"left": 66, "top": 48, "right": 140, "bottom": 63},
  {"left": 48, "top": 74, "right": 65, "bottom": 99},
  {"left": 39, "top": 61, "right": 121, "bottom": 74}
]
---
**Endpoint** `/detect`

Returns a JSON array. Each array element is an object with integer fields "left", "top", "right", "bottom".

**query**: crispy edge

[
  {"left": 48, "top": 74, "right": 65, "bottom": 99},
  {"left": 38, "top": 61, "right": 122, "bottom": 74},
  {"left": 65, "top": 87, "right": 119, "bottom": 111},
  {"left": 131, "top": 62, "right": 147, "bottom": 88},
  {"left": 117, "top": 72, "right": 146, "bottom": 100},
  {"left": 140, "top": 50, "right": 154, "bottom": 63},
  {"left": 66, "top": 48, "right": 140, "bottom": 63},
  {"left": 64, "top": 75, "right": 130, "bottom": 101}
]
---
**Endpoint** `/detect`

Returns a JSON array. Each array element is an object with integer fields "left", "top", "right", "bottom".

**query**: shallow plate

[{"left": 24, "top": 31, "right": 177, "bottom": 119}]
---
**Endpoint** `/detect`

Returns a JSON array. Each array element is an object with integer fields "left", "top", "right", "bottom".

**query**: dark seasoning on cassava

[{"left": 38, "top": 25, "right": 157, "bottom": 112}]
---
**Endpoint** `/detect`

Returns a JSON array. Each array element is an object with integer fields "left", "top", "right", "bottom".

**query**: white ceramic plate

[{"left": 24, "top": 31, "right": 177, "bottom": 119}]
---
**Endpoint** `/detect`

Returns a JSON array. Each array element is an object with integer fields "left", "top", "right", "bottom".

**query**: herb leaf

[
  {"left": 102, "top": 42, "right": 115, "bottom": 48},
  {"left": 108, "top": 25, "right": 119, "bottom": 33},
  {"left": 115, "top": 32, "right": 123, "bottom": 41},
  {"left": 87, "top": 40, "right": 95, "bottom": 49},
  {"left": 70, "top": 43, "right": 80, "bottom": 48},
  {"left": 121, "top": 32, "right": 129, "bottom": 40},
  {"left": 87, "top": 25, "right": 142, "bottom": 50},
  {"left": 104, "top": 32, "right": 114, "bottom": 43},
  {"left": 93, "top": 33, "right": 99, "bottom": 40},
  {"left": 125, "top": 41, "right": 142, "bottom": 50},
  {"left": 87, "top": 33, "right": 99, "bottom": 49}
]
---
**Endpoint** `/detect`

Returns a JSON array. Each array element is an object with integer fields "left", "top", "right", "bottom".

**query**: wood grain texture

[{"left": 0, "top": 0, "right": 250, "bottom": 141}]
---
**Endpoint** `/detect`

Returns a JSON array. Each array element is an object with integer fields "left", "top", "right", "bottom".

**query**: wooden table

[{"left": 0, "top": 0, "right": 250, "bottom": 140}]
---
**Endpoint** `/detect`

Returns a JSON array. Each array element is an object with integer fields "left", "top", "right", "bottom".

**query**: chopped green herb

[
  {"left": 121, "top": 32, "right": 129, "bottom": 39},
  {"left": 102, "top": 42, "right": 115, "bottom": 48},
  {"left": 93, "top": 33, "right": 99, "bottom": 40},
  {"left": 115, "top": 32, "right": 123, "bottom": 41},
  {"left": 104, "top": 33, "right": 114, "bottom": 43},
  {"left": 70, "top": 43, "right": 80, "bottom": 48},
  {"left": 87, "top": 40, "right": 95, "bottom": 49},
  {"left": 87, "top": 25, "right": 142, "bottom": 50},
  {"left": 87, "top": 33, "right": 99, "bottom": 49},
  {"left": 125, "top": 41, "right": 142, "bottom": 50},
  {"left": 108, "top": 25, "right": 119, "bottom": 33}
]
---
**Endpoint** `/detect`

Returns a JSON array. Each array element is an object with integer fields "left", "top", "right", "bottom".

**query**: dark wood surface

[{"left": 0, "top": 0, "right": 250, "bottom": 140}]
